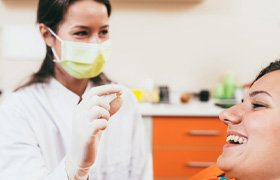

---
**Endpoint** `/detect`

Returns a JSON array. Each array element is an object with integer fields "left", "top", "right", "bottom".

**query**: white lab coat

[{"left": 0, "top": 78, "right": 153, "bottom": 180}]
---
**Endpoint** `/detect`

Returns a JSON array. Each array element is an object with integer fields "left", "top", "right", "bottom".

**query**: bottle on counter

[
  {"left": 223, "top": 72, "right": 236, "bottom": 99},
  {"left": 159, "top": 86, "right": 170, "bottom": 103}
]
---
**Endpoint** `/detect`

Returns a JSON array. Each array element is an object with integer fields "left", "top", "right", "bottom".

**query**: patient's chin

[
  {"left": 217, "top": 155, "right": 238, "bottom": 179},
  {"left": 217, "top": 154, "right": 231, "bottom": 172}
]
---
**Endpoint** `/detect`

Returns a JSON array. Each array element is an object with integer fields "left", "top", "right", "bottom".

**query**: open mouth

[{"left": 226, "top": 134, "right": 248, "bottom": 145}]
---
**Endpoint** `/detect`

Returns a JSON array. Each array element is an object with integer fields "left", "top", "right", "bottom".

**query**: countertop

[
  {"left": 0, "top": 93, "right": 225, "bottom": 117},
  {"left": 139, "top": 99, "right": 224, "bottom": 117}
]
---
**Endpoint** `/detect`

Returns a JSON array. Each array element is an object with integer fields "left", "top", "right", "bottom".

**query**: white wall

[{"left": 1, "top": 0, "right": 280, "bottom": 93}]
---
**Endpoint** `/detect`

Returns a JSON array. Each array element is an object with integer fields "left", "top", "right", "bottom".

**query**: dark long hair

[
  {"left": 17, "top": 0, "right": 112, "bottom": 90},
  {"left": 252, "top": 60, "right": 280, "bottom": 84}
]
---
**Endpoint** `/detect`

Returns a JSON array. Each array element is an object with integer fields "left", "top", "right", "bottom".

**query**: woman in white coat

[{"left": 0, "top": 0, "right": 152, "bottom": 179}]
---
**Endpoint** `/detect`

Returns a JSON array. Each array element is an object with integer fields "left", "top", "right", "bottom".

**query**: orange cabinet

[{"left": 152, "top": 116, "right": 227, "bottom": 180}]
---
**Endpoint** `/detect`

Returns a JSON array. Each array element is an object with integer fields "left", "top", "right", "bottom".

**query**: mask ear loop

[{"left": 47, "top": 27, "right": 63, "bottom": 62}]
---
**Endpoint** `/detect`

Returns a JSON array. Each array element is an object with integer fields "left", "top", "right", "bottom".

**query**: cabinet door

[
  {"left": 153, "top": 149, "right": 222, "bottom": 178},
  {"left": 153, "top": 117, "right": 226, "bottom": 146},
  {"left": 152, "top": 116, "right": 227, "bottom": 179}
]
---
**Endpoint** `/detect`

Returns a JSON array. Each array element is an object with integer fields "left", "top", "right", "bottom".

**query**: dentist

[{"left": 0, "top": 0, "right": 152, "bottom": 179}]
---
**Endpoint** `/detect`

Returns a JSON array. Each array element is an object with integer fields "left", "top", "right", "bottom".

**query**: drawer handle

[
  {"left": 186, "top": 161, "right": 214, "bottom": 168},
  {"left": 188, "top": 130, "right": 220, "bottom": 136}
]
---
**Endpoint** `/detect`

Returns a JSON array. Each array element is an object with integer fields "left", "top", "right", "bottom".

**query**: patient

[{"left": 191, "top": 60, "right": 280, "bottom": 180}]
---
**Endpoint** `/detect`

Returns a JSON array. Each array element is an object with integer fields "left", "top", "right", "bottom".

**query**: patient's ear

[{"left": 39, "top": 23, "right": 55, "bottom": 47}]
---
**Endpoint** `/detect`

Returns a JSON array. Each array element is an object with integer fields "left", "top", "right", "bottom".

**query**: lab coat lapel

[
  {"left": 45, "top": 78, "right": 92, "bottom": 150},
  {"left": 45, "top": 78, "right": 80, "bottom": 150}
]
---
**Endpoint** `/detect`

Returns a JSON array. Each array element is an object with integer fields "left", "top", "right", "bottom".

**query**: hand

[{"left": 65, "top": 84, "right": 122, "bottom": 180}]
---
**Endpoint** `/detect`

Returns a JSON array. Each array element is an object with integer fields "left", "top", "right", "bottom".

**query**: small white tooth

[
  {"left": 230, "top": 135, "right": 234, "bottom": 141},
  {"left": 238, "top": 138, "right": 243, "bottom": 144},
  {"left": 234, "top": 136, "right": 239, "bottom": 142}
]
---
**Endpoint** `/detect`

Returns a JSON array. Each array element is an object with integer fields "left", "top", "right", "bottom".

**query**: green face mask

[{"left": 48, "top": 28, "right": 111, "bottom": 79}]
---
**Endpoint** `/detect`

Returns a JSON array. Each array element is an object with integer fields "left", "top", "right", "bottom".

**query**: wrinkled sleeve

[{"left": 0, "top": 97, "right": 69, "bottom": 180}]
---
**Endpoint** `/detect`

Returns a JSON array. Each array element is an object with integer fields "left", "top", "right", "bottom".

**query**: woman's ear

[{"left": 39, "top": 23, "right": 55, "bottom": 47}]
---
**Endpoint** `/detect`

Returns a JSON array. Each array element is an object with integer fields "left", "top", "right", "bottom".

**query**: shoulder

[{"left": 0, "top": 83, "right": 47, "bottom": 118}]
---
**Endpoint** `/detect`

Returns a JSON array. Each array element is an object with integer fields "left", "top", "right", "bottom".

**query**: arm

[
  {"left": 0, "top": 102, "right": 69, "bottom": 180},
  {"left": 0, "top": 85, "right": 122, "bottom": 180}
]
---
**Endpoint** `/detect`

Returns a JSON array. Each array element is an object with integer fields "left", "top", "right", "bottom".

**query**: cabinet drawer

[
  {"left": 153, "top": 149, "right": 222, "bottom": 177},
  {"left": 153, "top": 117, "right": 226, "bottom": 146}
]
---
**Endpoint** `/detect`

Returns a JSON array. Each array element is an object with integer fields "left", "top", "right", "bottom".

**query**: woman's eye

[
  {"left": 99, "top": 30, "right": 109, "bottom": 37},
  {"left": 74, "top": 31, "right": 88, "bottom": 36},
  {"left": 252, "top": 103, "right": 265, "bottom": 109}
]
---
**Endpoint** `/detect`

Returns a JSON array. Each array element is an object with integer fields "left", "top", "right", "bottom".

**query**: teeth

[
  {"left": 234, "top": 136, "right": 239, "bottom": 142},
  {"left": 226, "top": 135, "right": 248, "bottom": 144}
]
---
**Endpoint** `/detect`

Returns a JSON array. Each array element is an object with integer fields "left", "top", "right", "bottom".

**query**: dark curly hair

[{"left": 252, "top": 60, "right": 280, "bottom": 84}]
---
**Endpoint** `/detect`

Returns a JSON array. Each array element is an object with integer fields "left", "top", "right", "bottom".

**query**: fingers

[
  {"left": 83, "top": 84, "right": 122, "bottom": 100},
  {"left": 76, "top": 85, "right": 123, "bottom": 131},
  {"left": 80, "top": 85, "right": 123, "bottom": 116},
  {"left": 89, "top": 119, "right": 108, "bottom": 136},
  {"left": 87, "top": 106, "right": 110, "bottom": 121},
  {"left": 84, "top": 95, "right": 110, "bottom": 111}
]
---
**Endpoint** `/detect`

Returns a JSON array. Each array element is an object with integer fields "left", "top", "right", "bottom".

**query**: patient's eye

[{"left": 252, "top": 103, "right": 266, "bottom": 109}]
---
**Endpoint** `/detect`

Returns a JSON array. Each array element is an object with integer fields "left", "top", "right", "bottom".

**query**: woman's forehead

[
  {"left": 63, "top": 1, "right": 108, "bottom": 24},
  {"left": 250, "top": 70, "right": 280, "bottom": 95}
]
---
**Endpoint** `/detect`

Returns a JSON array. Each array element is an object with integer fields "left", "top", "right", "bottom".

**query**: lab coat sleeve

[
  {"left": 0, "top": 97, "right": 69, "bottom": 180},
  {"left": 129, "top": 103, "right": 153, "bottom": 180}
]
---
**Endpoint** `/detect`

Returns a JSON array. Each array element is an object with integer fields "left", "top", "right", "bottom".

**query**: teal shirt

[{"left": 219, "top": 177, "right": 229, "bottom": 180}]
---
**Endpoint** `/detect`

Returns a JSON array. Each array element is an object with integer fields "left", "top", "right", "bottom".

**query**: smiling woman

[{"left": 190, "top": 60, "right": 280, "bottom": 180}]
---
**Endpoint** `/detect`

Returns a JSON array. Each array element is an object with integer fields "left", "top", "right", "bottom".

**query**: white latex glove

[{"left": 65, "top": 84, "right": 123, "bottom": 180}]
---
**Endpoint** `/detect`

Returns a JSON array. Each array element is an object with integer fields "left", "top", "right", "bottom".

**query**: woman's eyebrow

[
  {"left": 71, "top": 25, "right": 89, "bottom": 29},
  {"left": 249, "top": 90, "right": 272, "bottom": 98},
  {"left": 100, "top": 25, "right": 109, "bottom": 29},
  {"left": 70, "top": 25, "right": 109, "bottom": 29}
]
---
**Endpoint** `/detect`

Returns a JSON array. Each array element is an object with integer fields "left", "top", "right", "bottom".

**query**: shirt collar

[{"left": 47, "top": 77, "right": 93, "bottom": 105}]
